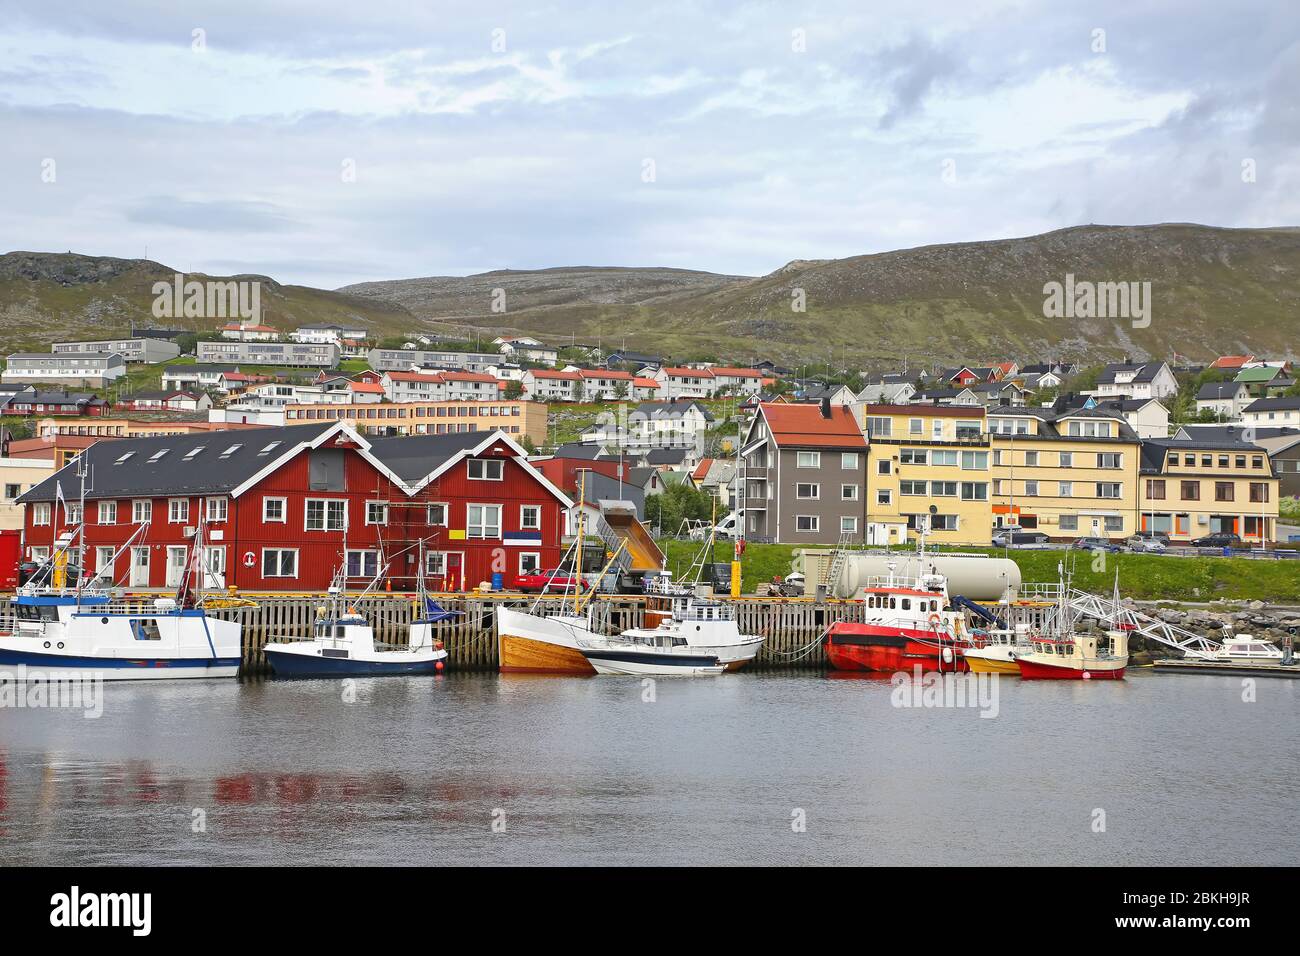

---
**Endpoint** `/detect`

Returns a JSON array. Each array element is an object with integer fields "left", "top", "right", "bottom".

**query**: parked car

[
  {"left": 1070, "top": 536, "right": 1122, "bottom": 553},
  {"left": 1125, "top": 535, "right": 1167, "bottom": 554},
  {"left": 1190, "top": 532, "right": 1243, "bottom": 549},
  {"left": 515, "top": 569, "right": 582, "bottom": 593},
  {"left": 993, "top": 530, "right": 1051, "bottom": 549},
  {"left": 1130, "top": 530, "right": 1171, "bottom": 546}
]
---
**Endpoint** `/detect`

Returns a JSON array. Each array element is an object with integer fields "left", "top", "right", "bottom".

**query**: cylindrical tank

[{"left": 836, "top": 552, "right": 1021, "bottom": 601}]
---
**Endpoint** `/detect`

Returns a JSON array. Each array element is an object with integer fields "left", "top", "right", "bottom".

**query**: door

[
  {"left": 203, "top": 546, "right": 226, "bottom": 589},
  {"left": 165, "top": 546, "right": 188, "bottom": 588},
  {"left": 445, "top": 552, "right": 463, "bottom": 592},
  {"left": 130, "top": 546, "right": 150, "bottom": 587}
]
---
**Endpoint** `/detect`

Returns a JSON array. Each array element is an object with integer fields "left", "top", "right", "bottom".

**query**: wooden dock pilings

[{"left": 0, "top": 593, "right": 861, "bottom": 673}]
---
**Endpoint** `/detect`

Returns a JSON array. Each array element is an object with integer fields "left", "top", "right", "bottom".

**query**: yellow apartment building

[
  {"left": 284, "top": 399, "right": 549, "bottom": 448},
  {"left": 855, "top": 404, "right": 993, "bottom": 546},
  {"left": 987, "top": 407, "right": 1141, "bottom": 541},
  {"left": 1138, "top": 438, "right": 1279, "bottom": 543}
]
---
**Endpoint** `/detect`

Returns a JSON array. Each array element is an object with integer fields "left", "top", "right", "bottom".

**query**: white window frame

[
  {"left": 467, "top": 503, "right": 502, "bottom": 539},
  {"left": 840, "top": 516, "right": 858, "bottom": 534},
  {"left": 425, "top": 550, "right": 447, "bottom": 575},
  {"left": 346, "top": 548, "right": 380, "bottom": 579},
  {"left": 795, "top": 515, "right": 820, "bottom": 533},
  {"left": 262, "top": 548, "right": 299, "bottom": 578},
  {"left": 518, "top": 552, "right": 541, "bottom": 576},
  {"left": 95, "top": 545, "right": 115, "bottom": 575},
  {"left": 840, "top": 452, "right": 859, "bottom": 469},
  {"left": 263, "top": 497, "right": 286, "bottom": 523},
  {"left": 133, "top": 499, "right": 152, "bottom": 523},
  {"left": 365, "top": 501, "right": 389, "bottom": 526},
  {"left": 876, "top": 488, "right": 892, "bottom": 505},
  {"left": 467, "top": 458, "right": 504, "bottom": 481},
  {"left": 841, "top": 484, "right": 859, "bottom": 501},
  {"left": 519, "top": 504, "right": 541, "bottom": 530},
  {"left": 305, "top": 498, "right": 347, "bottom": 532},
  {"left": 205, "top": 496, "right": 228, "bottom": 522},
  {"left": 32, "top": 502, "right": 52, "bottom": 526},
  {"left": 796, "top": 451, "right": 820, "bottom": 468},
  {"left": 796, "top": 483, "right": 820, "bottom": 500},
  {"left": 98, "top": 500, "right": 117, "bottom": 525},
  {"left": 168, "top": 498, "right": 189, "bottom": 524},
  {"left": 427, "top": 502, "right": 448, "bottom": 526}
]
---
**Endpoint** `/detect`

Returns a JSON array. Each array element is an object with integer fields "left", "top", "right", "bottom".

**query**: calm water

[{"left": 0, "top": 670, "right": 1295, "bottom": 866}]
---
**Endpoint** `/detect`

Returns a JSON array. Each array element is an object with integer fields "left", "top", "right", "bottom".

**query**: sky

[{"left": 2, "top": 0, "right": 1298, "bottom": 288}]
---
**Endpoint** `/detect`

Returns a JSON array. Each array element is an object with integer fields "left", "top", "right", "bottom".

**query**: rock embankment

[{"left": 1116, "top": 600, "right": 1300, "bottom": 661}]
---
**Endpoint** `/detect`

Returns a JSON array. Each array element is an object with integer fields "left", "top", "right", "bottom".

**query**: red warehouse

[{"left": 18, "top": 421, "right": 571, "bottom": 592}]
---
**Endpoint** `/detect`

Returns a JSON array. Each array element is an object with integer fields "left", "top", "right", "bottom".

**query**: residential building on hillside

[
  {"left": 496, "top": 339, "right": 559, "bottom": 364},
  {"left": 857, "top": 380, "right": 916, "bottom": 404},
  {"left": 52, "top": 338, "right": 182, "bottom": 363},
  {"left": 1242, "top": 397, "right": 1300, "bottom": 428},
  {"left": 856, "top": 404, "right": 993, "bottom": 546},
  {"left": 708, "top": 368, "right": 765, "bottom": 396},
  {"left": 580, "top": 399, "right": 715, "bottom": 453},
  {"left": 987, "top": 406, "right": 1141, "bottom": 541},
  {"left": 654, "top": 366, "right": 716, "bottom": 399},
  {"left": 17, "top": 422, "right": 570, "bottom": 591},
  {"left": 283, "top": 399, "right": 548, "bottom": 447},
  {"left": 3, "top": 353, "right": 126, "bottom": 387},
  {"left": 118, "top": 390, "right": 213, "bottom": 413},
  {"left": 198, "top": 341, "right": 340, "bottom": 368},
  {"left": 4, "top": 391, "right": 110, "bottom": 417},
  {"left": 291, "top": 323, "right": 368, "bottom": 345},
  {"left": 521, "top": 368, "right": 582, "bottom": 401},
  {"left": 162, "top": 364, "right": 243, "bottom": 392},
  {"left": 1093, "top": 361, "right": 1179, "bottom": 401},
  {"left": 1196, "top": 381, "right": 1252, "bottom": 420},
  {"left": 219, "top": 322, "right": 280, "bottom": 342},
  {"left": 1138, "top": 438, "right": 1278, "bottom": 544},
  {"left": 366, "top": 348, "right": 499, "bottom": 372},
  {"left": 741, "top": 401, "right": 869, "bottom": 545}
]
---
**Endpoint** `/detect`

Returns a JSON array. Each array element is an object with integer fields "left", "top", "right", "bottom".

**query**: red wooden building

[{"left": 18, "top": 421, "right": 570, "bottom": 592}]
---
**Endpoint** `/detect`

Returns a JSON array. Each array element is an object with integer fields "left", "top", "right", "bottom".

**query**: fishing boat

[
  {"left": 618, "top": 583, "right": 763, "bottom": 670},
  {"left": 577, "top": 631, "right": 725, "bottom": 676},
  {"left": 0, "top": 489, "right": 241, "bottom": 680},
  {"left": 264, "top": 541, "right": 452, "bottom": 678},
  {"left": 498, "top": 472, "right": 623, "bottom": 674},
  {"left": 824, "top": 531, "right": 977, "bottom": 673},
  {"left": 963, "top": 624, "right": 1032, "bottom": 675},
  {"left": 1014, "top": 629, "right": 1129, "bottom": 680}
]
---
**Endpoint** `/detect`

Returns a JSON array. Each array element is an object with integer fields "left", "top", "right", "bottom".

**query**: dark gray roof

[
  {"left": 631, "top": 400, "right": 714, "bottom": 421},
  {"left": 552, "top": 442, "right": 603, "bottom": 460},
  {"left": 581, "top": 472, "right": 646, "bottom": 517},
  {"left": 163, "top": 363, "right": 242, "bottom": 375},
  {"left": 15, "top": 391, "right": 104, "bottom": 406},
  {"left": 1196, "top": 381, "right": 1244, "bottom": 400},
  {"left": 646, "top": 447, "right": 688, "bottom": 464},
  {"left": 1139, "top": 437, "right": 1271, "bottom": 474},
  {"left": 1244, "top": 396, "right": 1300, "bottom": 412},
  {"left": 1098, "top": 361, "right": 1168, "bottom": 384},
  {"left": 364, "top": 431, "right": 490, "bottom": 482},
  {"left": 1174, "top": 424, "right": 1300, "bottom": 443}
]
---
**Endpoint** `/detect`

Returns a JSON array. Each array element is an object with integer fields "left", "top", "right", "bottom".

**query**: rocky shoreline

[{"left": 1118, "top": 600, "right": 1300, "bottom": 662}]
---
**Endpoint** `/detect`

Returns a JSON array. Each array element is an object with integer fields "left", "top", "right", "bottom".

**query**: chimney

[{"left": 820, "top": 396, "right": 832, "bottom": 419}]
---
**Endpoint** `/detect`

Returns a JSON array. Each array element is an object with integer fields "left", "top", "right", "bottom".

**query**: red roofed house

[
  {"left": 522, "top": 368, "right": 583, "bottom": 402},
  {"left": 578, "top": 368, "right": 636, "bottom": 401},
  {"left": 220, "top": 322, "right": 281, "bottom": 342},
  {"left": 739, "top": 400, "right": 868, "bottom": 544},
  {"left": 654, "top": 366, "right": 716, "bottom": 399},
  {"left": 708, "top": 368, "right": 766, "bottom": 396},
  {"left": 381, "top": 370, "right": 448, "bottom": 403},
  {"left": 1210, "top": 355, "right": 1255, "bottom": 371}
]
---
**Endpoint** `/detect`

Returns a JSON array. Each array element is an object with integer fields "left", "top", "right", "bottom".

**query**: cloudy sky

[{"left": 2, "top": 0, "right": 1298, "bottom": 288}]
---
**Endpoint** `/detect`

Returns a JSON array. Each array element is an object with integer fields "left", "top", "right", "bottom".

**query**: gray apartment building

[
  {"left": 367, "top": 348, "right": 500, "bottom": 373},
  {"left": 739, "top": 400, "right": 869, "bottom": 545},
  {"left": 3, "top": 352, "right": 127, "bottom": 387},
  {"left": 198, "top": 341, "right": 340, "bottom": 368},
  {"left": 52, "top": 338, "right": 181, "bottom": 363}
]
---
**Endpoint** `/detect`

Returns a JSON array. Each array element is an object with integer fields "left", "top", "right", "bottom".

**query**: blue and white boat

[
  {"left": 264, "top": 545, "right": 455, "bottom": 678},
  {"left": 0, "top": 519, "right": 241, "bottom": 680}
]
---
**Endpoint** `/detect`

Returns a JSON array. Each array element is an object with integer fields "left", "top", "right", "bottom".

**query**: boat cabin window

[
  {"left": 901, "top": 598, "right": 911, "bottom": 610},
  {"left": 889, "top": 598, "right": 897, "bottom": 609},
  {"left": 131, "top": 619, "right": 162, "bottom": 641},
  {"left": 15, "top": 604, "right": 60, "bottom": 622}
]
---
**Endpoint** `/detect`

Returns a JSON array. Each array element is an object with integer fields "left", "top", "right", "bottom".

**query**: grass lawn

[{"left": 656, "top": 539, "right": 1300, "bottom": 602}]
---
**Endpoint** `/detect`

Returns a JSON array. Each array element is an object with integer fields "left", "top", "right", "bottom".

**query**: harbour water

[{"left": 1, "top": 670, "right": 1295, "bottom": 866}]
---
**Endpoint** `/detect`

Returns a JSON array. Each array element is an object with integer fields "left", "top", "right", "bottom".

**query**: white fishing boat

[
  {"left": 0, "top": 480, "right": 242, "bottom": 680},
  {"left": 1200, "top": 633, "right": 1285, "bottom": 664},
  {"left": 618, "top": 586, "right": 763, "bottom": 671},
  {"left": 963, "top": 623, "right": 1033, "bottom": 675},
  {"left": 576, "top": 631, "right": 724, "bottom": 676}
]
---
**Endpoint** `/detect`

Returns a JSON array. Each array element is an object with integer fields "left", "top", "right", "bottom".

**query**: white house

[
  {"left": 707, "top": 367, "right": 765, "bottom": 396},
  {"left": 1094, "top": 361, "right": 1179, "bottom": 401},
  {"left": 582, "top": 400, "right": 715, "bottom": 452},
  {"left": 1242, "top": 396, "right": 1300, "bottom": 428},
  {"left": 1195, "top": 381, "right": 1251, "bottom": 420},
  {"left": 220, "top": 322, "right": 280, "bottom": 342},
  {"left": 382, "top": 370, "right": 447, "bottom": 403},
  {"left": 522, "top": 369, "right": 582, "bottom": 401},
  {"left": 578, "top": 368, "right": 637, "bottom": 401},
  {"left": 496, "top": 338, "right": 559, "bottom": 365},
  {"left": 292, "top": 323, "right": 369, "bottom": 345},
  {"left": 653, "top": 366, "right": 715, "bottom": 399}
]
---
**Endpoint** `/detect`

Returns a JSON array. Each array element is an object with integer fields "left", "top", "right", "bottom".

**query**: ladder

[
  {"left": 1065, "top": 588, "right": 1224, "bottom": 659},
  {"left": 821, "top": 531, "right": 854, "bottom": 593}
]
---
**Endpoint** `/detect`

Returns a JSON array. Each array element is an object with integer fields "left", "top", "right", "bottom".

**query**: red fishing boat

[{"left": 824, "top": 562, "right": 976, "bottom": 674}]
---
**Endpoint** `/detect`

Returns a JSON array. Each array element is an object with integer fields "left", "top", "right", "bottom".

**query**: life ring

[
  {"left": 928, "top": 613, "right": 943, "bottom": 628},
  {"left": 243, "top": 551, "right": 256, "bottom": 568}
]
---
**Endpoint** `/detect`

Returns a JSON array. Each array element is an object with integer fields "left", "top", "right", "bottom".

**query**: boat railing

[
  {"left": 859, "top": 575, "right": 945, "bottom": 593},
  {"left": 1014, "top": 582, "right": 1066, "bottom": 600}
]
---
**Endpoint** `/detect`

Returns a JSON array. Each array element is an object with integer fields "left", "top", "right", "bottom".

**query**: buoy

[{"left": 435, "top": 661, "right": 445, "bottom": 672}]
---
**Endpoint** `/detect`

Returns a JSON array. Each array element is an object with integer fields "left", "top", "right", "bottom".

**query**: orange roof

[
  {"left": 633, "top": 377, "right": 659, "bottom": 388},
  {"left": 221, "top": 323, "right": 278, "bottom": 333},
  {"left": 709, "top": 367, "right": 763, "bottom": 378},
  {"left": 691, "top": 458, "right": 715, "bottom": 481},
  {"left": 530, "top": 369, "right": 583, "bottom": 380},
  {"left": 1211, "top": 355, "right": 1254, "bottom": 369},
  {"left": 579, "top": 368, "right": 634, "bottom": 380},
  {"left": 662, "top": 367, "right": 714, "bottom": 378},
  {"left": 385, "top": 370, "right": 444, "bottom": 383},
  {"left": 348, "top": 381, "right": 385, "bottom": 394},
  {"left": 440, "top": 370, "right": 498, "bottom": 383},
  {"left": 760, "top": 402, "right": 866, "bottom": 449}
]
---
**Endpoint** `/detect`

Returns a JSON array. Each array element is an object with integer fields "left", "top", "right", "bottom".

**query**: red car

[{"left": 515, "top": 569, "right": 582, "bottom": 594}]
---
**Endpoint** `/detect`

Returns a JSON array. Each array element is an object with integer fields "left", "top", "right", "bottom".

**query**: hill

[{"left": 0, "top": 251, "right": 416, "bottom": 350}]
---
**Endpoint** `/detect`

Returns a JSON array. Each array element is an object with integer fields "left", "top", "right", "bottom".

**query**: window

[
  {"left": 133, "top": 499, "right": 152, "bottom": 523},
  {"left": 306, "top": 499, "right": 347, "bottom": 531},
  {"left": 1096, "top": 483, "right": 1122, "bottom": 499},
  {"left": 900, "top": 480, "right": 927, "bottom": 495},
  {"left": 900, "top": 448, "right": 928, "bottom": 465},
  {"left": 1058, "top": 481, "right": 1073, "bottom": 498},
  {"left": 1181, "top": 480, "right": 1200, "bottom": 501},
  {"left": 33, "top": 502, "right": 51, "bottom": 526},
  {"left": 796, "top": 483, "right": 820, "bottom": 499},
  {"left": 795, "top": 515, "right": 820, "bottom": 532},
  {"left": 1024, "top": 451, "right": 1039, "bottom": 467},
  {"left": 796, "top": 451, "right": 821, "bottom": 468},
  {"left": 931, "top": 481, "right": 957, "bottom": 496},
  {"left": 66, "top": 503, "right": 82, "bottom": 524},
  {"left": 148, "top": 448, "right": 170, "bottom": 462},
  {"left": 183, "top": 446, "right": 205, "bottom": 460},
  {"left": 1146, "top": 479, "right": 1166, "bottom": 500},
  {"left": 3, "top": 483, "right": 20, "bottom": 501},
  {"left": 960, "top": 451, "right": 988, "bottom": 470},
  {"left": 263, "top": 497, "right": 286, "bottom": 523},
  {"left": 425, "top": 551, "right": 447, "bottom": 575},
  {"left": 841, "top": 516, "right": 858, "bottom": 533},
  {"left": 1249, "top": 482, "right": 1270, "bottom": 503},
  {"left": 262, "top": 548, "right": 298, "bottom": 578},
  {"left": 1097, "top": 453, "right": 1122, "bottom": 469},
  {"left": 1104, "top": 516, "right": 1124, "bottom": 532},
  {"left": 1214, "top": 482, "right": 1234, "bottom": 502},
  {"left": 841, "top": 453, "right": 859, "bottom": 469},
  {"left": 220, "top": 444, "right": 243, "bottom": 458},
  {"left": 1024, "top": 480, "right": 1039, "bottom": 496},
  {"left": 519, "top": 552, "right": 541, "bottom": 575},
  {"left": 1059, "top": 514, "right": 1079, "bottom": 532},
  {"left": 841, "top": 484, "right": 859, "bottom": 501},
  {"left": 115, "top": 451, "right": 135, "bottom": 464},
  {"left": 98, "top": 501, "right": 117, "bottom": 524},
  {"left": 427, "top": 503, "right": 448, "bottom": 526},
  {"left": 930, "top": 514, "right": 958, "bottom": 531},
  {"left": 258, "top": 441, "right": 282, "bottom": 456},
  {"left": 1059, "top": 452, "right": 1073, "bottom": 468},
  {"left": 955, "top": 420, "right": 982, "bottom": 440},
  {"left": 909, "top": 418, "right": 923, "bottom": 435},
  {"left": 931, "top": 450, "right": 957, "bottom": 466},
  {"left": 168, "top": 499, "right": 189, "bottom": 523},
  {"left": 520, "top": 505, "right": 541, "bottom": 529},
  {"left": 864, "top": 418, "right": 891, "bottom": 438},
  {"left": 366, "top": 502, "right": 389, "bottom": 526},
  {"left": 467, "top": 458, "right": 504, "bottom": 480},
  {"left": 95, "top": 546, "right": 114, "bottom": 575},
  {"left": 877, "top": 459, "right": 892, "bottom": 475},
  {"left": 960, "top": 482, "right": 988, "bottom": 501},
  {"left": 876, "top": 488, "right": 892, "bottom": 505},
  {"left": 206, "top": 497, "right": 228, "bottom": 522},
  {"left": 467, "top": 504, "right": 502, "bottom": 538},
  {"left": 346, "top": 549, "right": 379, "bottom": 579}
]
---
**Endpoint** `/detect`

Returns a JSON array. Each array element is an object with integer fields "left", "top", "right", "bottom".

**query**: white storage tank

[{"left": 835, "top": 552, "right": 1021, "bottom": 601}]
